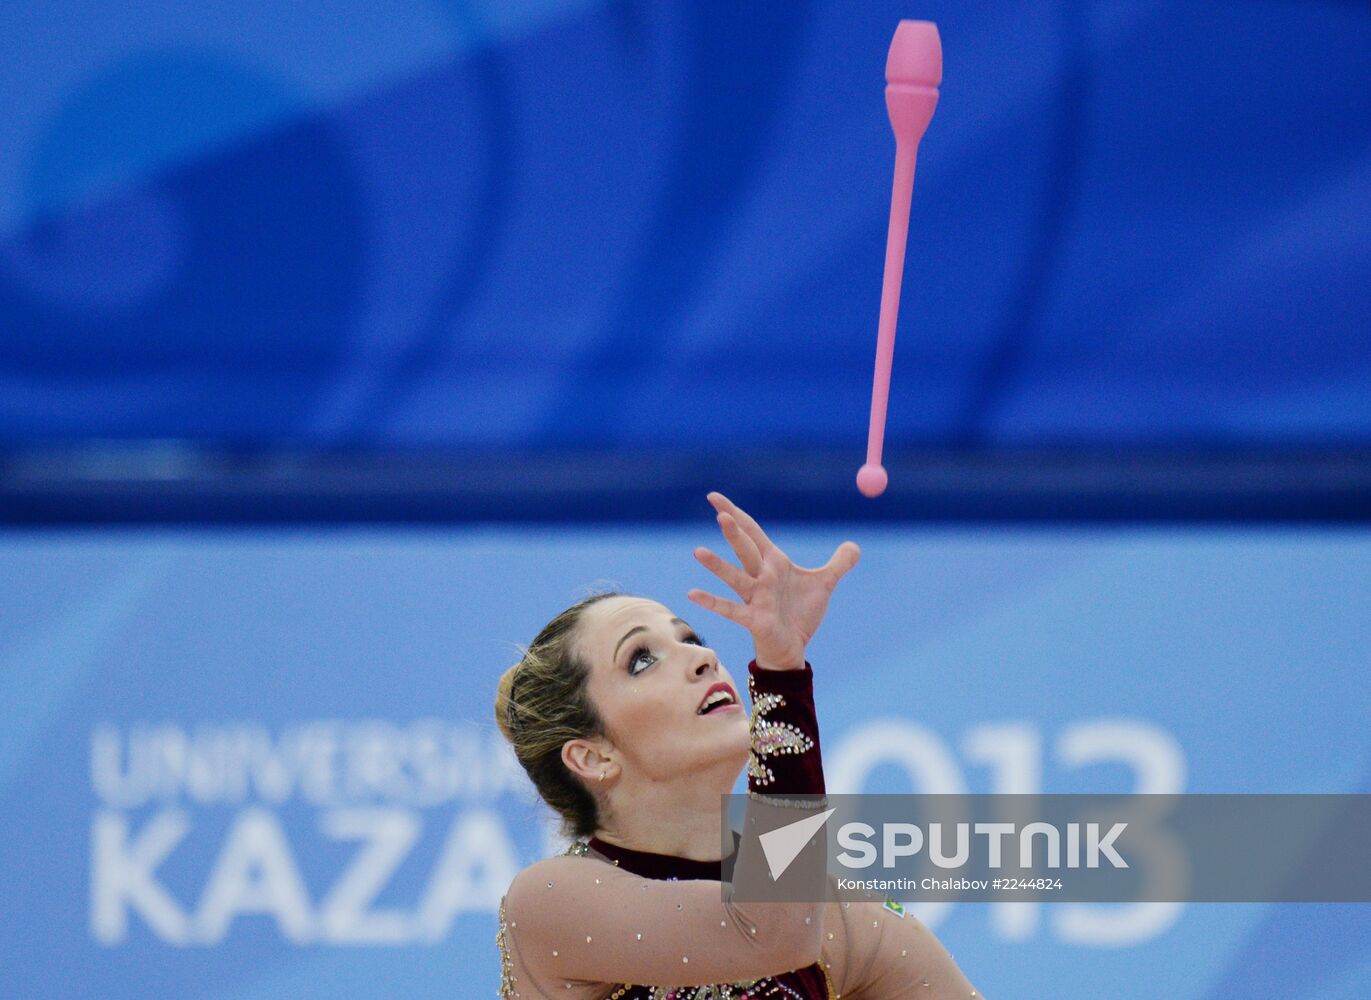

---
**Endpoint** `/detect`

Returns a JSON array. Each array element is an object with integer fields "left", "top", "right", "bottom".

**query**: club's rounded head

[
  {"left": 886, "top": 20, "right": 942, "bottom": 88},
  {"left": 856, "top": 463, "right": 889, "bottom": 498}
]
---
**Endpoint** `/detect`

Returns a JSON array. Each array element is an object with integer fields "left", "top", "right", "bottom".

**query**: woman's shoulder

[{"left": 504, "top": 850, "right": 601, "bottom": 907}]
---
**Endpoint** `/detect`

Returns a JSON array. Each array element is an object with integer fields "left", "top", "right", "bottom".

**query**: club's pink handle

[{"left": 859, "top": 21, "right": 941, "bottom": 498}]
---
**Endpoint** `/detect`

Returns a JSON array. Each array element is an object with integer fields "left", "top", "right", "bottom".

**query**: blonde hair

[{"left": 494, "top": 591, "right": 621, "bottom": 838}]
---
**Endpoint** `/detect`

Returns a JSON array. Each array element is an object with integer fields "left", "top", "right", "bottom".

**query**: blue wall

[
  {"left": 2, "top": 1, "right": 1368, "bottom": 450},
  {"left": 1, "top": 525, "right": 1368, "bottom": 998}
]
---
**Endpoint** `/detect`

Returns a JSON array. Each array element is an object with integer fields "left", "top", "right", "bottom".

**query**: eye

[
  {"left": 683, "top": 632, "right": 706, "bottom": 647},
  {"left": 627, "top": 646, "right": 657, "bottom": 675}
]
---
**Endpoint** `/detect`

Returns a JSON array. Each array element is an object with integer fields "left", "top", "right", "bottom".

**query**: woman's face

[{"left": 574, "top": 595, "right": 751, "bottom": 782}]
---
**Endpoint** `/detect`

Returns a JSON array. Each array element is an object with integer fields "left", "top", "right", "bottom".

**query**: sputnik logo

[{"left": 757, "top": 808, "right": 837, "bottom": 880}]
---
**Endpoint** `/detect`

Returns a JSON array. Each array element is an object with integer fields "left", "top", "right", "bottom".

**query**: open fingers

[
  {"left": 707, "top": 492, "right": 774, "bottom": 557},
  {"left": 694, "top": 545, "right": 753, "bottom": 600},
  {"left": 716, "top": 512, "right": 763, "bottom": 576},
  {"left": 686, "top": 587, "right": 749, "bottom": 628}
]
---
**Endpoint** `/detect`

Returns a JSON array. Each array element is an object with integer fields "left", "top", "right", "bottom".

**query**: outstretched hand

[{"left": 687, "top": 492, "right": 860, "bottom": 672}]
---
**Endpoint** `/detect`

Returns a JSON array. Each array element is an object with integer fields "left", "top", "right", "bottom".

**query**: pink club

[{"left": 858, "top": 20, "right": 942, "bottom": 498}]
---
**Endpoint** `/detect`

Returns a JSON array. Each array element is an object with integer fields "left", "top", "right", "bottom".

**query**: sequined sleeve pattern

[{"left": 746, "top": 661, "right": 824, "bottom": 798}]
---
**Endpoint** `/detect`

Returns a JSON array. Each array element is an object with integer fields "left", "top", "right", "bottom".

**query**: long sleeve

[
  {"left": 746, "top": 661, "right": 826, "bottom": 797},
  {"left": 498, "top": 662, "right": 830, "bottom": 998},
  {"left": 819, "top": 890, "right": 985, "bottom": 999}
]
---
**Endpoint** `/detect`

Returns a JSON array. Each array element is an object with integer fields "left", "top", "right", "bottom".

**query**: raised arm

[{"left": 499, "top": 494, "right": 861, "bottom": 995}]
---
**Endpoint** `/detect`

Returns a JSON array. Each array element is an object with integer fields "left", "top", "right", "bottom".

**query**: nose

[{"left": 692, "top": 652, "right": 718, "bottom": 678}]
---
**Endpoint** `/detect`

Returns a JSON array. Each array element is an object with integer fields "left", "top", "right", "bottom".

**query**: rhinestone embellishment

[{"left": 746, "top": 684, "right": 814, "bottom": 787}]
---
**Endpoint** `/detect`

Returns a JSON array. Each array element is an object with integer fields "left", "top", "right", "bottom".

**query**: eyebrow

[{"left": 613, "top": 618, "right": 689, "bottom": 663}]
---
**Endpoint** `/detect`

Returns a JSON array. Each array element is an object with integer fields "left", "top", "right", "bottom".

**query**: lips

[{"left": 697, "top": 681, "right": 739, "bottom": 715}]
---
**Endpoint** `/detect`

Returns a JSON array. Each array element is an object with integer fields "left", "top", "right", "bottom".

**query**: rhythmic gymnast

[{"left": 494, "top": 492, "right": 984, "bottom": 998}]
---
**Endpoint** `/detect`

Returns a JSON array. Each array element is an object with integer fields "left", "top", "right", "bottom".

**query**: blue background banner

[
  {"left": 2, "top": 1, "right": 1368, "bottom": 450},
  {"left": 2, "top": 525, "right": 1367, "bottom": 998}
]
